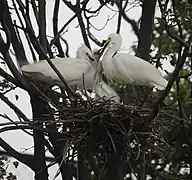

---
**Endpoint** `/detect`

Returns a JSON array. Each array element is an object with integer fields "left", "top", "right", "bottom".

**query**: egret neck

[{"left": 102, "top": 37, "right": 122, "bottom": 78}]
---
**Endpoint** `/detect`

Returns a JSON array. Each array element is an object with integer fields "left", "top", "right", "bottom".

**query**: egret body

[
  {"left": 101, "top": 33, "right": 168, "bottom": 90},
  {"left": 21, "top": 45, "right": 96, "bottom": 90},
  {"left": 22, "top": 45, "right": 120, "bottom": 102}
]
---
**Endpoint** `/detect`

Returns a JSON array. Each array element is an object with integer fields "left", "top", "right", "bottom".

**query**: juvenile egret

[
  {"left": 22, "top": 45, "right": 120, "bottom": 102},
  {"left": 21, "top": 45, "right": 96, "bottom": 90},
  {"left": 100, "top": 33, "right": 168, "bottom": 90}
]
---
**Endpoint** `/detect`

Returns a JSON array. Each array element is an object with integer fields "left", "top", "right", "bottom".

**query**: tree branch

[
  {"left": 0, "top": 67, "right": 22, "bottom": 87},
  {"left": 0, "top": 137, "right": 34, "bottom": 170},
  {"left": 116, "top": 0, "right": 123, "bottom": 33},
  {"left": 148, "top": 35, "right": 192, "bottom": 121},
  {"left": 53, "top": 0, "right": 65, "bottom": 57},
  {"left": 62, "top": 0, "right": 90, "bottom": 49},
  {"left": 158, "top": 0, "right": 189, "bottom": 48},
  {"left": 50, "top": 1, "right": 88, "bottom": 47},
  {"left": 116, "top": 1, "right": 139, "bottom": 39},
  {"left": 0, "top": 34, "right": 30, "bottom": 91},
  {"left": 136, "top": 0, "right": 157, "bottom": 61},
  {"left": 134, "top": 1, "right": 157, "bottom": 179},
  {"left": 0, "top": 149, "right": 54, "bottom": 162},
  {"left": 38, "top": 0, "right": 47, "bottom": 59},
  {"left": 0, "top": 92, "right": 29, "bottom": 121},
  {"left": 31, "top": 95, "right": 48, "bottom": 180},
  {"left": 75, "top": 0, "right": 90, "bottom": 49},
  {"left": 1, "top": 0, "right": 27, "bottom": 65}
]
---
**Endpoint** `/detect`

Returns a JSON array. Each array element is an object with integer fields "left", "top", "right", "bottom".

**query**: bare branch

[
  {"left": 0, "top": 92, "right": 29, "bottom": 121},
  {"left": 0, "top": 137, "right": 34, "bottom": 170},
  {"left": 0, "top": 67, "right": 21, "bottom": 87},
  {"left": 53, "top": 0, "right": 65, "bottom": 57},
  {"left": 0, "top": 34, "right": 30, "bottom": 91},
  {"left": 12, "top": 0, "right": 37, "bottom": 62},
  {"left": 31, "top": 0, "right": 39, "bottom": 23},
  {"left": 50, "top": 1, "right": 88, "bottom": 48},
  {"left": 0, "top": 149, "right": 54, "bottom": 162},
  {"left": 116, "top": 0, "right": 123, "bottom": 33},
  {"left": 1, "top": 0, "right": 27, "bottom": 64},
  {"left": 84, "top": 1, "right": 108, "bottom": 46},
  {"left": 75, "top": 0, "right": 90, "bottom": 49},
  {"left": 62, "top": 0, "right": 90, "bottom": 49},
  {"left": 116, "top": 1, "right": 139, "bottom": 38}
]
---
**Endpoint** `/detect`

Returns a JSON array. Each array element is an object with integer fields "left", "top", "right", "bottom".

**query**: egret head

[
  {"left": 92, "top": 48, "right": 101, "bottom": 61},
  {"left": 103, "top": 33, "right": 122, "bottom": 48},
  {"left": 99, "top": 33, "right": 122, "bottom": 56},
  {"left": 106, "top": 33, "right": 122, "bottom": 47},
  {"left": 76, "top": 44, "right": 95, "bottom": 62}
]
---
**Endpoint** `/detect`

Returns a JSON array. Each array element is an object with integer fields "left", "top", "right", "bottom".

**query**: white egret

[
  {"left": 21, "top": 45, "right": 120, "bottom": 102},
  {"left": 21, "top": 45, "right": 97, "bottom": 90},
  {"left": 100, "top": 33, "right": 168, "bottom": 90}
]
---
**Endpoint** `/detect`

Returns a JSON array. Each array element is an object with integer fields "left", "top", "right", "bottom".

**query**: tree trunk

[
  {"left": 135, "top": 0, "right": 157, "bottom": 179},
  {"left": 38, "top": 0, "right": 47, "bottom": 59},
  {"left": 31, "top": 95, "right": 49, "bottom": 180},
  {"left": 136, "top": 0, "right": 157, "bottom": 61}
]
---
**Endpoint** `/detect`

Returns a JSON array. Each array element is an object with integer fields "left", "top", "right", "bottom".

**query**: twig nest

[{"left": 52, "top": 99, "right": 154, "bottom": 156}]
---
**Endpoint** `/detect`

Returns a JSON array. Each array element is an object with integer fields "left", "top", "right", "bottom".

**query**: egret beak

[
  {"left": 88, "top": 55, "right": 95, "bottom": 61},
  {"left": 101, "top": 40, "right": 107, "bottom": 46},
  {"left": 97, "top": 38, "right": 111, "bottom": 60}
]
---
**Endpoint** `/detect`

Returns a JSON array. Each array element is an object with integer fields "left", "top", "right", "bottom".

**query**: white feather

[
  {"left": 95, "top": 81, "right": 120, "bottom": 102},
  {"left": 101, "top": 33, "right": 168, "bottom": 90},
  {"left": 21, "top": 44, "right": 120, "bottom": 102}
]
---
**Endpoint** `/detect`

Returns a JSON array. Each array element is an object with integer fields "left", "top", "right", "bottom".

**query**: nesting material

[{"left": 44, "top": 98, "right": 156, "bottom": 156}]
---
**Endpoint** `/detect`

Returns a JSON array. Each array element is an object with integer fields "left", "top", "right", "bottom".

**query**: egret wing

[
  {"left": 114, "top": 53, "right": 167, "bottom": 87},
  {"left": 21, "top": 58, "right": 95, "bottom": 87}
]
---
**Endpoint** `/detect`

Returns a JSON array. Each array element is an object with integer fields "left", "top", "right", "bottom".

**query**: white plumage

[
  {"left": 95, "top": 81, "right": 120, "bottom": 102},
  {"left": 21, "top": 44, "right": 120, "bottom": 102},
  {"left": 92, "top": 48, "right": 120, "bottom": 102},
  {"left": 21, "top": 45, "right": 96, "bottom": 90},
  {"left": 101, "top": 33, "right": 168, "bottom": 90}
]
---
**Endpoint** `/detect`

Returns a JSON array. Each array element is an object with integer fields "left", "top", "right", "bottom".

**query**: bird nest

[{"left": 44, "top": 97, "right": 165, "bottom": 158}]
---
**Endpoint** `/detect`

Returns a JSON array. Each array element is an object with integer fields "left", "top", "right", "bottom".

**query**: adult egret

[
  {"left": 100, "top": 33, "right": 168, "bottom": 90},
  {"left": 22, "top": 45, "right": 120, "bottom": 102}
]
